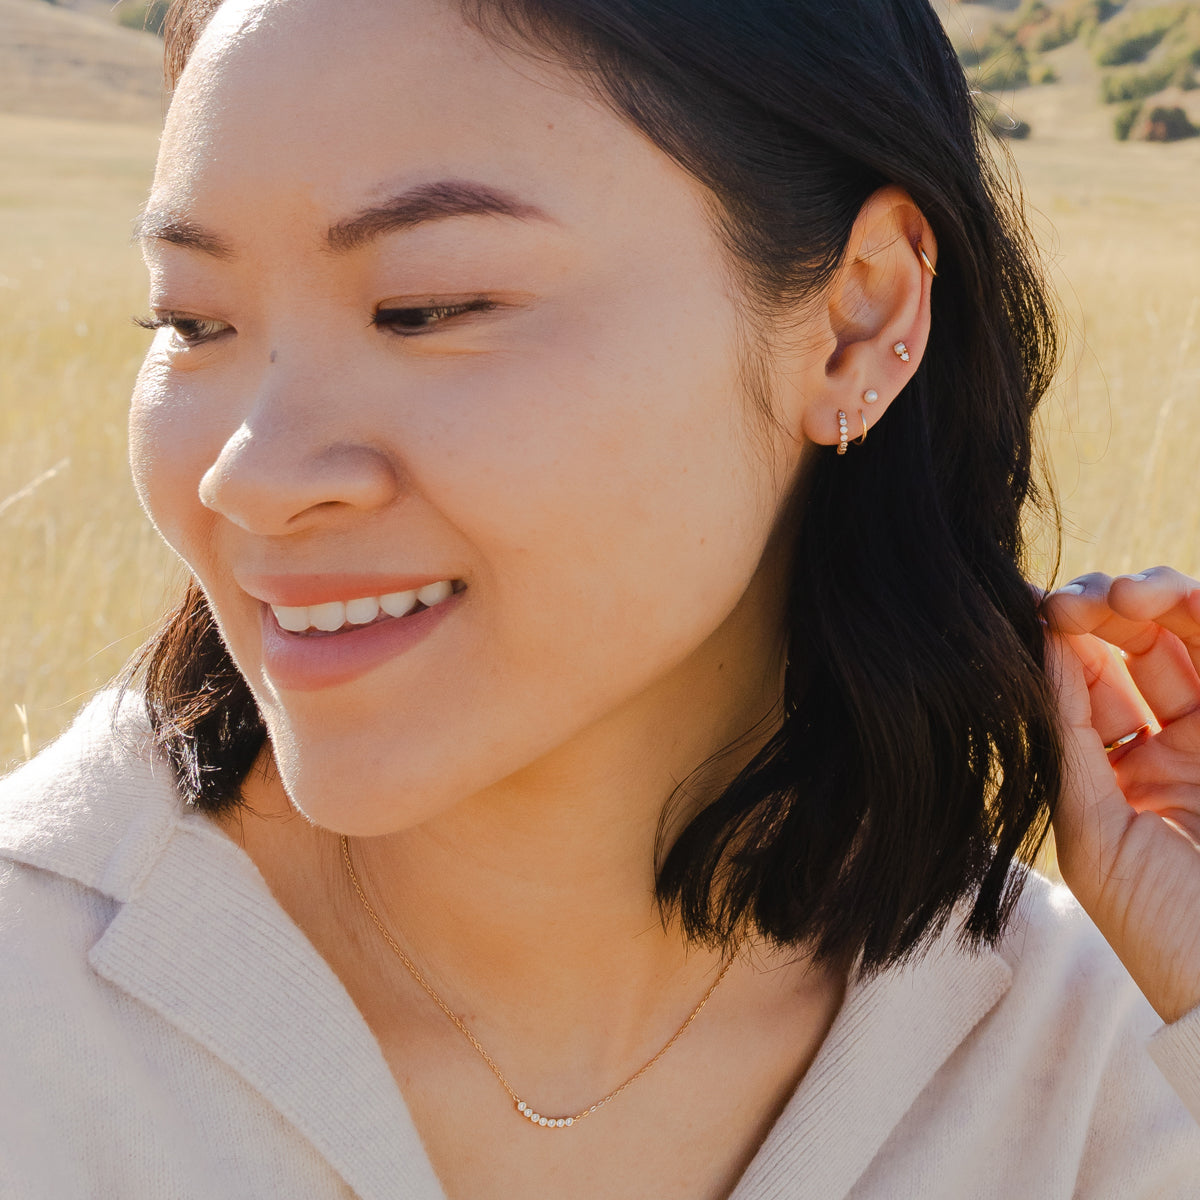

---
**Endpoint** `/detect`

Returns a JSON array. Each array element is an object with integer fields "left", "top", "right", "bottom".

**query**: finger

[
  {"left": 1045, "top": 569, "right": 1200, "bottom": 727},
  {"left": 1107, "top": 568, "right": 1200, "bottom": 692},
  {"left": 1120, "top": 783, "right": 1200, "bottom": 848},
  {"left": 1041, "top": 572, "right": 1121, "bottom": 638},
  {"left": 1042, "top": 568, "right": 1200, "bottom": 638},
  {"left": 1062, "top": 631, "right": 1154, "bottom": 749},
  {"left": 1044, "top": 635, "right": 1137, "bottom": 884},
  {"left": 1112, "top": 713, "right": 1200, "bottom": 826}
]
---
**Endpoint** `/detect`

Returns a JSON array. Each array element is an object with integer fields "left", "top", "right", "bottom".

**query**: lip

[
  {"left": 258, "top": 586, "right": 465, "bottom": 691},
  {"left": 241, "top": 573, "right": 461, "bottom": 607}
]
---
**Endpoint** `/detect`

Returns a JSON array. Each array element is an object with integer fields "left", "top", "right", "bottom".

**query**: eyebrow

[
  {"left": 134, "top": 180, "right": 555, "bottom": 258},
  {"left": 326, "top": 180, "right": 555, "bottom": 252},
  {"left": 132, "top": 213, "right": 235, "bottom": 258}
]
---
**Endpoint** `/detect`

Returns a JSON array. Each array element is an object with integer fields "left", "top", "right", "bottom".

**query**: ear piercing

[
  {"left": 838, "top": 331, "right": 917, "bottom": 455},
  {"left": 918, "top": 243, "right": 938, "bottom": 276},
  {"left": 837, "top": 410, "right": 869, "bottom": 455}
]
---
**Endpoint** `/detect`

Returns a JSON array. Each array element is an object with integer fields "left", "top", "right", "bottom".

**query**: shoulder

[
  {"left": 0, "top": 688, "right": 188, "bottom": 1029},
  {"left": 994, "top": 866, "right": 1141, "bottom": 1015},
  {"left": 834, "top": 869, "right": 1200, "bottom": 1194},
  {"left": 974, "top": 866, "right": 1171, "bottom": 1073},
  {"left": 0, "top": 690, "right": 191, "bottom": 1030},
  {"left": 0, "top": 688, "right": 185, "bottom": 903},
  {"left": 983, "top": 868, "right": 1200, "bottom": 1183}
]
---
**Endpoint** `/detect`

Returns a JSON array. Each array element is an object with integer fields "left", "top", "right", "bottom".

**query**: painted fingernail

[{"left": 1056, "top": 583, "right": 1085, "bottom": 595}]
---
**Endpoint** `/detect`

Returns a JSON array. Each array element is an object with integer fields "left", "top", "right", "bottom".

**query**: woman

[{"left": 1, "top": 0, "right": 1198, "bottom": 1195}]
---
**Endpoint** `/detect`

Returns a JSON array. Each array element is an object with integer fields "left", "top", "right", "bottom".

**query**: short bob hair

[{"left": 133, "top": 0, "right": 1064, "bottom": 977}]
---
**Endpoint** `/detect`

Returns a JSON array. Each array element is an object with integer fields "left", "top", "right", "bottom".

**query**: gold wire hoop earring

[
  {"left": 918, "top": 243, "right": 937, "bottom": 276},
  {"left": 855, "top": 411, "right": 868, "bottom": 446}
]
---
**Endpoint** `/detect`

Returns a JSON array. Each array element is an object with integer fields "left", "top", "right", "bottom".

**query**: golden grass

[
  {"left": 1008, "top": 131, "right": 1200, "bottom": 586},
  {"left": 1, "top": 110, "right": 1199, "bottom": 780},
  {"left": 0, "top": 113, "right": 179, "bottom": 770}
]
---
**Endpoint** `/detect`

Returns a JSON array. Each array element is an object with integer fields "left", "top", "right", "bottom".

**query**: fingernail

[
  {"left": 1118, "top": 573, "right": 1149, "bottom": 582},
  {"left": 1056, "top": 583, "right": 1085, "bottom": 595}
]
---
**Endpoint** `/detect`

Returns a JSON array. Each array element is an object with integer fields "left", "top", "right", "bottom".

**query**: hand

[{"left": 1041, "top": 567, "right": 1200, "bottom": 1025}]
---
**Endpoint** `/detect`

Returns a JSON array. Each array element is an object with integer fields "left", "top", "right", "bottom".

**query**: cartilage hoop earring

[
  {"left": 893, "top": 341, "right": 910, "bottom": 362},
  {"left": 863, "top": 388, "right": 879, "bottom": 404},
  {"left": 837, "top": 410, "right": 849, "bottom": 455},
  {"left": 918, "top": 243, "right": 937, "bottom": 277}
]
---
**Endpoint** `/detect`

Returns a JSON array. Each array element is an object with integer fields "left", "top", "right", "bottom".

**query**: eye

[
  {"left": 372, "top": 299, "right": 498, "bottom": 335},
  {"left": 133, "top": 313, "right": 231, "bottom": 347}
]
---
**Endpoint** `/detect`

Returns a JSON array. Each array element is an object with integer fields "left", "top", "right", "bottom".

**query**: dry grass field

[
  {"left": 1, "top": 15, "right": 1199, "bottom": 790},
  {"left": 0, "top": 112, "right": 179, "bottom": 767}
]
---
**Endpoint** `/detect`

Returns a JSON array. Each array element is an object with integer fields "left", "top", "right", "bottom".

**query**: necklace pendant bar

[
  {"left": 344, "top": 835, "right": 737, "bottom": 1131},
  {"left": 516, "top": 1101, "right": 575, "bottom": 1128}
]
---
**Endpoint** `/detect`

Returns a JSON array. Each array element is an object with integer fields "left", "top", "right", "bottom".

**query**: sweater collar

[
  {"left": 0, "top": 689, "right": 180, "bottom": 902},
  {"left": 730, "top": 925, "right": 1012, "bottom": 1199},
  {"left": 0, "top": 692, "right": 445, "bottom": 1200},
  {"left": 86, "top": 807, "right": 447, "bottom": 1200}
]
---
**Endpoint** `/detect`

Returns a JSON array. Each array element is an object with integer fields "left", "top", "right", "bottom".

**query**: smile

[
  {"left": 256, "top": 577, "right": 467, "bottom": 691},
  {"left": 271, "top": 579, "right": 462, "bottom": 634}
]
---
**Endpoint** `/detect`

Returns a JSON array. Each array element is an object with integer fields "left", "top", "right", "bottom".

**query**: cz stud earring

[
  {"left": 837, "top": 411, "right": 849, "bottom": 455},
  {"left": 893, "top": 341, "right": 910, "bottom": 362}
]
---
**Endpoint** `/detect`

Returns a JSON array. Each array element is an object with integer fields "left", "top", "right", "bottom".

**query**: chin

[{"left": 260, "top": 710, "right": 475, "bottom": 838}]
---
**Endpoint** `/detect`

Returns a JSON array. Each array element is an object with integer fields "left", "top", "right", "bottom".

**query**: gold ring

[{"left": 1104, "top": 723, "right": 1151, "bottom": 753}]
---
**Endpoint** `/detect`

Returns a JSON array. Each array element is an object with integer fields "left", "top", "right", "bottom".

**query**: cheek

[
  {"left": 404, "top": 310, "right": 776, "bottom": 661},
  {"left": 128, "top": 350, "right": 222, "bottom": 562}
]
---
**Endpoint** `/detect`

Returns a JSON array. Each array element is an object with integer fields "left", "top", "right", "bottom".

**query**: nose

[{"left": 198, "top": 390, "right": 402, "bottom": 535}]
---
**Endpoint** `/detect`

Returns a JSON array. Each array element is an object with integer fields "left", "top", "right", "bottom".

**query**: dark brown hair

[{"left": 130, "top": 0, "right": 1064, "bottom": 976}]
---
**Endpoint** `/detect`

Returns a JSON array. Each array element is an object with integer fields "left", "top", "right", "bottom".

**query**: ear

[{"left": 785, "top": 185, "right": 936, "bottom": 451}]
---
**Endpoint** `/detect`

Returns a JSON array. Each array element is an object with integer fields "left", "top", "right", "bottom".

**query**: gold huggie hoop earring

[
  {"left": 918, "top": 243, "right": 937, "bottom": 276},
  {"left": 837, "top": 411, "right": 849, "bottom": 455},
  {"left": 855, "top": 411, "right": 868, "bottom": 446}
]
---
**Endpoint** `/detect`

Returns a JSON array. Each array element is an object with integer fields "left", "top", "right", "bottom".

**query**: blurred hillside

[
  {"left": 935, "top": 0, "right": 1200, "bottom": 140},
  {"left": 3, "top": 0, "right": 1198, "bottom": 140},
  {"left": 0, "top": 0, "right": 164, "bottom": 123}
]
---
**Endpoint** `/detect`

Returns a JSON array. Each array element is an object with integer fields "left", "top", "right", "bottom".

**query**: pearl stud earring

[
  {"left": 893, "top": 341, "right": 910, "bottom": 362},
  {"left": 863, "top": 388, "right": 879, "bottom": 404}
]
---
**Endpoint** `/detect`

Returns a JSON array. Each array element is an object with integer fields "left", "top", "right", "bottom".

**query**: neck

[
  {"left": 225, "top": 557, "right": 793, "bottom": 1095},
  {"left": 338, "top": 630, "right": 782, "bottom": 1041}
]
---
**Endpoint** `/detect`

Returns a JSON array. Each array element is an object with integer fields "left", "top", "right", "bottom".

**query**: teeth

[
  {"left": 345, "top": 596, "right": 380, "bottom": 625},
  {"left": 416, "top": 580, "right": 452, "bottom": 606},
  {"left": 274, "top": 605, "right": 311, "bottom": 633},
  {"left": 379, "top": 589, "right": 418, "bottom": 618},
  {"left": 270, "top": 580, "right": 457, "bottom": 634},
  {"left": 309, "top": 601, "right": 347, "bottom": 632}
]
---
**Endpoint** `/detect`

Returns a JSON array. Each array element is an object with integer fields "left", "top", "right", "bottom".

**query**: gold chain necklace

[{"left": 340, "top": 834, "right": 737, "bottom": 1130}]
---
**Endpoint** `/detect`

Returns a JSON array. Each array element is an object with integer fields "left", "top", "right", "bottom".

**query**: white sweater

[{"left": 1, "top": 692, "right": 1199, "bottom": 1199}]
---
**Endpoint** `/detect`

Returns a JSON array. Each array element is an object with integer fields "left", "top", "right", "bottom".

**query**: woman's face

[{"left": 130, "top": 0, "right": 809, "bottom": 833}]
